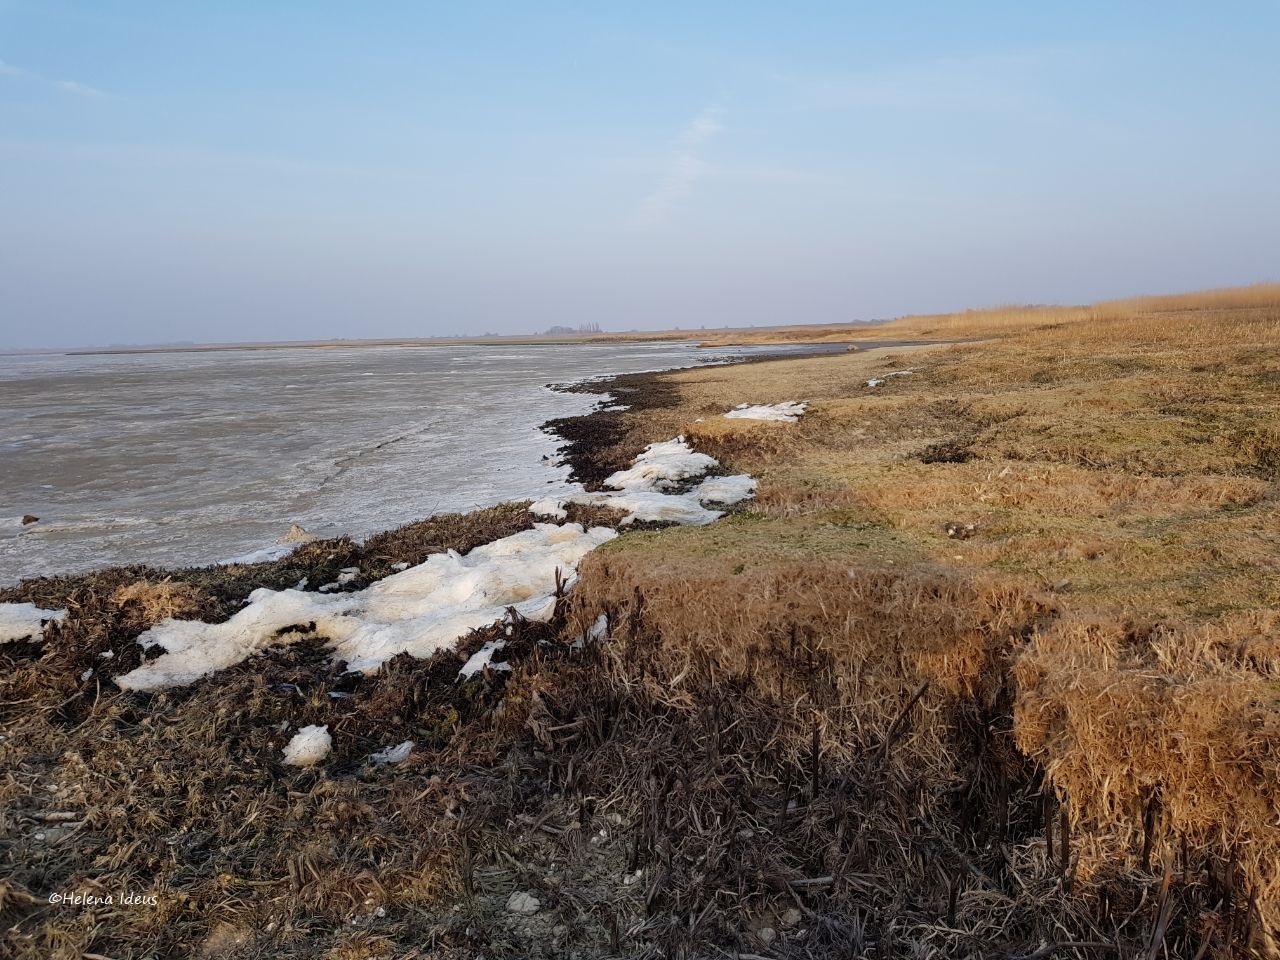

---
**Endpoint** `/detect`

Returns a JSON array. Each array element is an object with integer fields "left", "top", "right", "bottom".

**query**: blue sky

[{"left": 2, "top": 2, "right": 1278, "bottom": 348}]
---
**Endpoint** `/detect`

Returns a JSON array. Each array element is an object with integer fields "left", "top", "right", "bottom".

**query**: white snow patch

[
  {"left": 459, "top": 639, "right": 509, "bottom": 678},
  {"left": 528, "top": 497, "right": 568, "bottom": 520},
  {"left": 561, "top": 490, "right": 723, "bottom": 526},
  {"left": 115, "top": 523, "right": 616, "bottom": 690},
  {"left": 535, "top": 473, "right": 756, "bottom": 527},
  {"left": 0, "top": 603, "right": 67, "bottom": 644},
  {"left": 692, "top": 474, "right": 757, "bottom": 506},
  {"left": 571, "top": 613, "right": 610, "bottom": 649},
  {"left": 371, "top": 740, "right": 414, "bottom": 765},
  {"left": 506, "top": 891, "right": 541, "bottom": 915},
  {"left": 865, "top": 370, "right": 914, "bottom": 388},
  {"left": 602, "top": 437, "right": 718, "bottom": 493},
  {"left": 221, "top": 543, "right": 299, "bottom": 565},
  {"left": 318, "top": 568, "right": 360, "bottom": 592},
  {"left": 283, "top": 725, "right": 331, "bottom": 766},
  {"left": 723, "top": 401, "right": 807, "bottom": 422},
  {"left": 529, "top": 433, "right": 758, "bottom": 527}
]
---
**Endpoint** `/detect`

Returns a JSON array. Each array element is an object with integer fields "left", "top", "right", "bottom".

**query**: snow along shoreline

[{"left": 0, "top": 400, "right": 808, "bottom": 693}]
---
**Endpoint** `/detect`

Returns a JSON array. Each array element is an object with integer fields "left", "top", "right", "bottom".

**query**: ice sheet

[
  {"left": 722, "top": 401, "right": 807, "bottom": 422},
  {"left": 602, "top": 437, "right": 718, "bottom": 493},
  {"left": 529, "top": 433, "right": 757, "bottom": 526},
  {"left": 116, "top": 523, "right": 616, "bottom": 690},
  {"left": 0, "top": 602, "right": 67, "bottom": 644}
]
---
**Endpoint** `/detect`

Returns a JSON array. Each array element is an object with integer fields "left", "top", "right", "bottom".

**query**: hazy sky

[{"left": 2, "top": 2, "right": 1278, "bottom": 348}]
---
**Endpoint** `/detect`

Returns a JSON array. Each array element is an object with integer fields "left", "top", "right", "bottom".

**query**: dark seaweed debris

[{"left": 542, "top": 369, "right": 683, "bottom": 489}]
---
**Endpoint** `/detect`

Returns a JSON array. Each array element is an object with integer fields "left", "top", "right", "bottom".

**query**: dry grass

[
  {"left": 566, "top": 284, "right": 1280, "bottom": 954},
  {"left": 111, "top": 579, "right": 209, "bottom": 626},
  {"left": 879, "top": 282, "right": 1280, "bottom": 339},
  {"left": 3, "top": 284, "right": 1279, "bottom": 958},
  {"left": 0, "top": 504, "right": 571, "bottom": 959},
  {"left": 1014, "top": 611, "right": 1280, "bottom": 908}
]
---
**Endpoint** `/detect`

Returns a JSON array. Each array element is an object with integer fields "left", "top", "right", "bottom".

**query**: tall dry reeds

[{"left": 881, "top": 282, "right": 1280, "bottom": 340}]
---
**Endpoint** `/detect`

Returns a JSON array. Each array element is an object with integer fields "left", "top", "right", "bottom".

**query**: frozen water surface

[{"left": 0, "top": 342, "right": 802, "bottom": 582}]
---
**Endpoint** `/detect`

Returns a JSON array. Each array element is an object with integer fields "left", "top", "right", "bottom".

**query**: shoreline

[
  {"left": 2, "top": 340, "right": 798, "bottom": 585},
  {"left": 6, "top": 324, "right": 888, "bottom": 358},
  {"left": 541, "top": 339, "right": 929, "bottom": 490},
  {"left": 1, "top": 342, "right": 851, "bottom": 593},
  {"left": 5, "top": 295, "right": 1280, "bottom": 957}
]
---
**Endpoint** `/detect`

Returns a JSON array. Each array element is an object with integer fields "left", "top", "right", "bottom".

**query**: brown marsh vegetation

[{"left": 1, "top": 286, "right": 1278, "bottom": 958}]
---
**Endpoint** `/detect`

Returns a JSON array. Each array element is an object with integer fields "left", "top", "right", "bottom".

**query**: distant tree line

[{"left": 543, "top": 322, "right": 603, "bottom": 335}]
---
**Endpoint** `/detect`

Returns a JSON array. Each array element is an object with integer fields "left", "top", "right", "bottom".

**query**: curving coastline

[{"left": 4, "top": 294, "right": 1280, "bottom": 959}]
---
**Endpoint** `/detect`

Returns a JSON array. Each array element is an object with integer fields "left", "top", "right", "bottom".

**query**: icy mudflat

[
  {"left": 0, "top": 408, "right": 793, "bottom": 694},
  {"left": 2, "top": 340, "right": 792, "bottom": 581},
  {"left": 0, "top": 602, "right": 67, "bottom": 644},
  {"left": 722, "top": 400, "right": 808, "bottom": 422},
  {"left": 115, "top": 523, "right": 616, "bottom": 690}
]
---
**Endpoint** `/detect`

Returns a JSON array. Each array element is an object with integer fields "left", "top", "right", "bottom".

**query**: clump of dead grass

[
  {"left": 111, "top": 579, "right": 209, "bottom": 626},
  {"left": 567, "top": 552, "right": 1051, "bottom": 768},
  {"left": 1014, "top": 610, "right": 1280, "bottom": 947},
  {"left": 681, "top": 416, "right": 802, "bottom": 466},
  {"left": 750, "top": 479, "right": 866, "bottom": 517}
]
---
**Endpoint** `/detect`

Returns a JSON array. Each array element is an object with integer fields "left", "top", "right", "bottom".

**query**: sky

[{"left": 1, "top": 2, "right": 1278, "bottom": 348}]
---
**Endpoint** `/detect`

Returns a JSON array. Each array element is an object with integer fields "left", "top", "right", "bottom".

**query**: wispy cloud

[
  {"left": 0, "top": 54, "right": 111, "bottom": 98},
  {"left": 56, "top": 79, "right": 106, "bottom": 98},
  {"left": 633, "top": 107, "right": 722, "bottom": 227},
  {"left": 771, "top": 48, "right": 1077, "bottom": 113}
]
